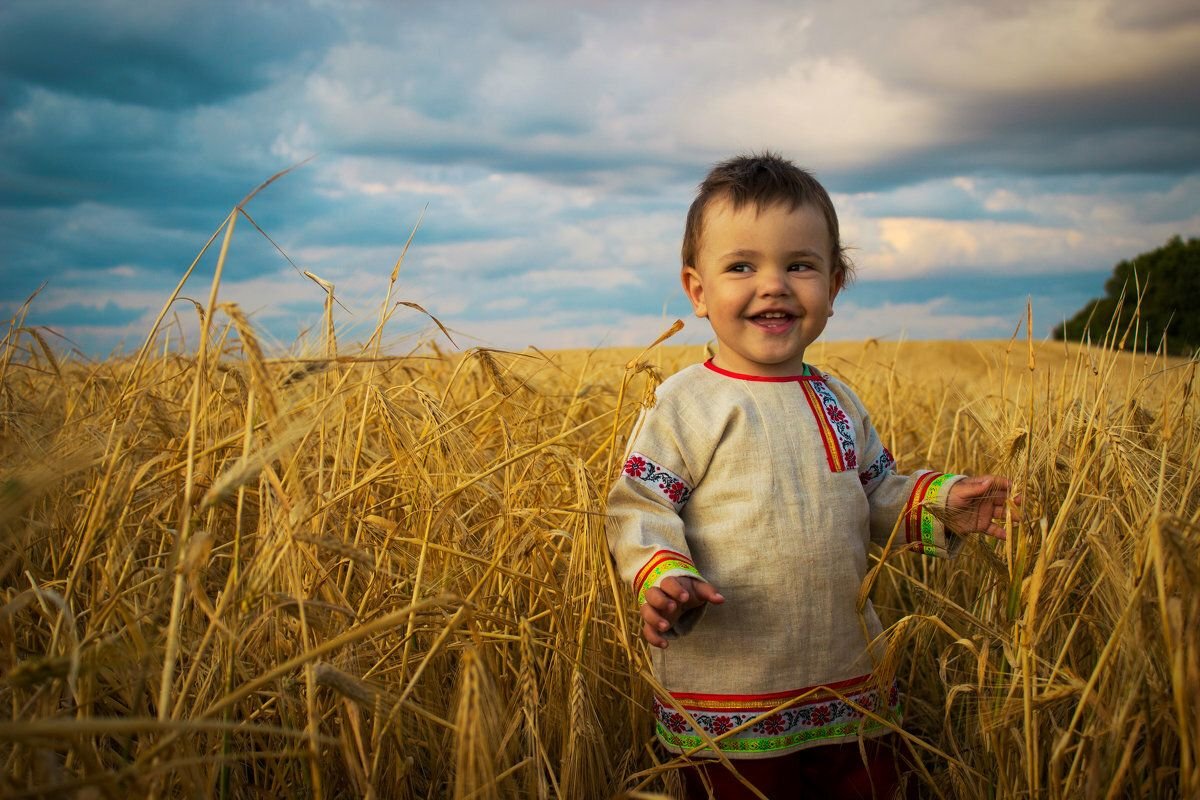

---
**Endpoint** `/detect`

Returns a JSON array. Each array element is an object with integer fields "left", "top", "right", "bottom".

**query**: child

[{"left": 606, "top": 153, "right": 1014, "bottom": 799}]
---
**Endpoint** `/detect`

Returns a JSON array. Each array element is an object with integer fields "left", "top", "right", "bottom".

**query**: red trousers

[{"left": 681, "top": 736, "right": 905, "bottom": 800}]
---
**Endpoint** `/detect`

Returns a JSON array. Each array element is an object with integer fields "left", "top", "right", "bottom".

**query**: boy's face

[{"left": 682, "top": 197, "right": 842, "bottom": 377}]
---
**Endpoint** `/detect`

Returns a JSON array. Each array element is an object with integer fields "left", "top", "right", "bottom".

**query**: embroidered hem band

[{"left": 654, "top": 674, "right": 901, "bottom": 757}]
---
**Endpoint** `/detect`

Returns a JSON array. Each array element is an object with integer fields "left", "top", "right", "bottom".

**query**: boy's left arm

[{"left": 842, "top": 384, "right": 1014, "bottom": 556}]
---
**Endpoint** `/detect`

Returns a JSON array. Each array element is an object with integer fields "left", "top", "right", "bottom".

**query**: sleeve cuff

[
  {"left": 634, "top": 550, "right": 702, "bottom": 605},
  {"left": 902, "top": 472, "right": 966, "bottom": 558}
]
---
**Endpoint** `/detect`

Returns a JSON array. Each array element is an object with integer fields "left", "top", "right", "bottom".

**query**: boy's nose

[{"left": 757, "top": 269, "right": 789, "bottom": 296}]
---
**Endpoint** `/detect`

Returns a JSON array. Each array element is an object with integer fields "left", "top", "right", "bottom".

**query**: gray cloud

[{"left": 0, "top": 0, "right": 337, "bottom": 108}]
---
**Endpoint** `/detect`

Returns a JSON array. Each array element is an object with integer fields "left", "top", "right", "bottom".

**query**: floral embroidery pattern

[
  {"left": 664, "top": 711, "right": 688, "bottom": 734},
  {"left": 903, "top": 471, "right": 958, "bottom": 556},
  {"left": 653, "top": 677, "right": 901, "bottom": 755},
  {"left": 634, "top": 550, "right": 701, "bottom": 606},
  {"left": 800, "top": 379, "right": 857, "bottom": 473},
  {"left": 622, "top": 452, "right": 692, "bottom": 511},
  {"left": 858, "top": 447, "right": 896, "bottom": 490}
]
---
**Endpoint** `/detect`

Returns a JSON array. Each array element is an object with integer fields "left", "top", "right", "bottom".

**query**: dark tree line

[{"left": 1054, "top": 235, "right": 1200, "bottom": 355}]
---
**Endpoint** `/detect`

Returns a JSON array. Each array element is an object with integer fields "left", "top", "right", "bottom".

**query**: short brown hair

[{"left": 681, "top": 152, "right": 853, "bottom": 284}]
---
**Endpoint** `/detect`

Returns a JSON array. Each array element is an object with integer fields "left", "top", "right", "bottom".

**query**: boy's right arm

[{"left": 605, "top": 405, "right": 721, "bottom": 646}]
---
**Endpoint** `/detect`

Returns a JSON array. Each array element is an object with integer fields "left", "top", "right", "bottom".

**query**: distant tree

[{"left": 1053, "top": 235, "right": 1200, "bottom": 355}]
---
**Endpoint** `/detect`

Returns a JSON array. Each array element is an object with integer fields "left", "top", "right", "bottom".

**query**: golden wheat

[{"left": 0, "top": 215, "right": 1197, "bottom": 798}]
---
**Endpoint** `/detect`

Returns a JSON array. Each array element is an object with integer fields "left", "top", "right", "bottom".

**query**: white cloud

[
  {"left": 683, "top": 57, "right": 943, "bottom": 169},
  {"left": 451, "top": 309, "right": 701, "bottom": 352},
  {"left": 826, "top": 298, "right": 1014, "bottom": 341},
  {"left": 516, "top": 267, "right": 640, "bottom": 291},
  {"left": 483, "top": 296, "right": 527, "bottom": 313},
  {"left": 866, "top": 218, "right": 1090, "bottom": 277},
  {"left": 323, "top": 159, "right": 463, "bottom": 199},
  {"left": 838, "top": 174, "right": 1200, "bottom": 279},
  {"left": 845, "top": 0, "right": 1200, "bottom": 95}
]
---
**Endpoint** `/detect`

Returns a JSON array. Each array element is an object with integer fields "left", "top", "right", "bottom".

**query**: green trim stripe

[
  {"left": 654, "top": 685, "right": 903, "bottom": 757},
  {"left": 919, "top": 473, "right": 956, "bottom": 556},
  {"left": 657, "top": 717, "right": 888, "bottom": 754},
  {"left": 637, "top": 559, "right": 701, "bottom": 606}
]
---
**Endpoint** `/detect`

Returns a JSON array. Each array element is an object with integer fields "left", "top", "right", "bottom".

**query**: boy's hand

[
  {"left": 945, "top": 475, "right": 1021, "bottom": 539},
  {"left": 639, "top": 575, "right": 725, "bottom": 649}
]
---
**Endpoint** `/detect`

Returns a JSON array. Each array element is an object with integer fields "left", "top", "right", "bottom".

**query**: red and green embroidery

[
  {"left": 654, "top": 675, "right": 901, "bottom": 755},
  {"left": 623, "top": 452, "right": 692, "bottom": 510},
  {"left": 800, "top": 379, "right": 857, "bottom": 473},
  {"left": 903, "top": 471, "right": 958, "bottom": 556},
  {"left": 635, "top": 550, "right": 700, "bottom": 605},
  {"left": 859, "top": 447, "right": 895, "bottom": 490}
]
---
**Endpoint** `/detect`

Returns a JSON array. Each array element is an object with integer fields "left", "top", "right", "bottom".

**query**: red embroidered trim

[
  {"left": 800, "top": 380, "right": 843, "bottom": 472},
  {"left": 859, "top": 447, "right": 895, "bottom": 488},
  {"left": 654, "top": 678, "right": 900, "bottom": 753},
  {"left": 634, "top": 549, "right": 693, "bottom": 594},
  {"left": 622, "top": 453, "right": 692, "bottom": 509},
  {"left": 808, "top": 378, "right": 856, "bottom": 470},
  {"left": 903, "top": 471, "right": 939, "bottom": 544},
  {"left": 703, "top": 359, "right": 820, "bottom": 382}
]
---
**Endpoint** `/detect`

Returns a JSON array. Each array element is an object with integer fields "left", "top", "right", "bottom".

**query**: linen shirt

[{"left": 606, "top": 359, "right": 963, "bottom": 758}]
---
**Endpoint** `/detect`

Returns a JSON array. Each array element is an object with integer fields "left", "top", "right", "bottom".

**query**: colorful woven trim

[
  {"left": 634, "top": 550, "right": 700, "bottom": 606},
  {"left": 903, "top": 471, "right": 957, "bottom": 556},
  {"left": 654, "top": 675, "right": 900, "bottom": 755},
  {"left": 858, "top": 446, "right": 896, "bottom": 490},
  {"left": 622, "top": 452, "right": 692, "bottom": 511},
  {"left": 799, "top": 379, "right": 857, "bottom": 473}
]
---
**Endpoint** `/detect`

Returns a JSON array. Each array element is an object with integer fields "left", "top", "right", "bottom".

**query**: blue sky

[{"left": 2, "top": 1, "right": 1198, "bottom": 355}]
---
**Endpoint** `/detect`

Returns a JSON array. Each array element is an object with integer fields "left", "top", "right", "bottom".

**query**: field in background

[{"left": 2, "top": 289, "right": 1197, "bottom": 798}]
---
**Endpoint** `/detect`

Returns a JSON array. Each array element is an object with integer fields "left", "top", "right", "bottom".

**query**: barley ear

[{"left": 453, "top": 645, "right": 503, "bottom": 800}]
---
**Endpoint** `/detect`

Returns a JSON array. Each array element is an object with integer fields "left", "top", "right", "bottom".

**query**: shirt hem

[{"left": 652, "top": 675, "right": 902, "bottom": 760}]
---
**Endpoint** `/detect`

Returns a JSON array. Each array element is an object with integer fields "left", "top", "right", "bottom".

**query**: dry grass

[{"left": 1, "top": 214, "right": 1197, "bottom": 797}]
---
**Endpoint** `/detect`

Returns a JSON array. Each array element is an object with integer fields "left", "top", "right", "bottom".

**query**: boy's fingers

[
  {"left": 640, "top": 601, "right": 672, "bottom": 631},
  {"left": 693, "top": 581, "right": 725, "bottom": 604},
  {"left": 657, "top": 576, "right": 691, "bottom": 605},
  {"left": 642, "top": 621, "right": 668, "bottom": 649},
  {"left": 643, "top": 586, "right": 677, "bottom": 615}
]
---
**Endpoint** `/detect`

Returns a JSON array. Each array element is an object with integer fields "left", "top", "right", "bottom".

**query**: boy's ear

[
  {"left": 827, "top": 270, "right": 845, "bottom": 317},
  {"left": 681, "top": 266, "right": 708, "bottom": 319}
]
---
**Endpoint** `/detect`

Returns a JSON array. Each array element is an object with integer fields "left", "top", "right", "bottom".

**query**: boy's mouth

[{"left": 749, "top": 311, "right": 795, "bottom": 330}]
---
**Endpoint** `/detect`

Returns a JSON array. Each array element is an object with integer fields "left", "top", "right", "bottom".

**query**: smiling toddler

[{"left": 606, "top": 153, "right": 1015, "bottom": 799}]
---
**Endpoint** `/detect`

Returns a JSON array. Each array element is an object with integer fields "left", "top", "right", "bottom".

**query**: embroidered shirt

[{"left": 606, "top": 360, "right": 963, "bottom": 758}]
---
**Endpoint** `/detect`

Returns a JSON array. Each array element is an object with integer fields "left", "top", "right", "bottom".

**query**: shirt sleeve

[
  {"left": 605, "top": 397, "right": 710, "bottom": 635},
  {"left": 835, "top": 378, "right": 966, "bottom": 557}
]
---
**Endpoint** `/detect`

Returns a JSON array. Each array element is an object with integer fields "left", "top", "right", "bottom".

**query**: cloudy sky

[{"left": 2, "top": 1, "right": 1198, "bottom": 356}]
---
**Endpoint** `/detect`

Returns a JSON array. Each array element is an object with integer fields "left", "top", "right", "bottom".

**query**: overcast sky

[{"left": 2, "top": 0, "right": 1198, "bottom": 356}]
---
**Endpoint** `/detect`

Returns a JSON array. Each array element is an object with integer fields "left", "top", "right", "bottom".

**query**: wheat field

[{"left": 1, "top": 213, "right": 1198, "bottom": 798}]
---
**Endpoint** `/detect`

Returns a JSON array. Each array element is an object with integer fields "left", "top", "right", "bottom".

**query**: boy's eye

[
  {"left": 788, "top": 262, "right": 813, "bottom": 272},
  {"left": 728, "top": 262, "right": 752, "bottom": 273}
]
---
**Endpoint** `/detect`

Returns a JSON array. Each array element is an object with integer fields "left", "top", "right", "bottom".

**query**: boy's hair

[{"left": 681, "top": 152, "right": 854, "bottom": 284}]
